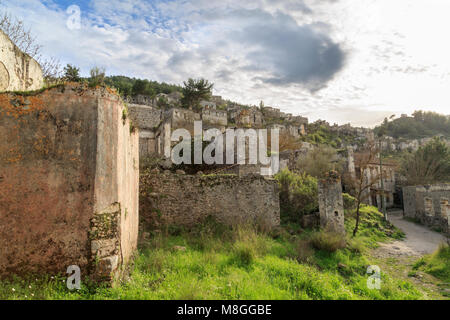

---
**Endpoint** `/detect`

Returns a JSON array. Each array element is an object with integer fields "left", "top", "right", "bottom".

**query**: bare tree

[
  {"left": 0, "top": 6, "right": 62, "bottom": 84},
  {"left": 0, "top": 10, "right": 41, "bottom": 57},
  {"left": 343, "top": 141, "right": 382, "bottom": 236}
]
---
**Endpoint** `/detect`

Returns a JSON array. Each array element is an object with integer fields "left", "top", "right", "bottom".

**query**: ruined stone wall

[
  {"left": 0, "top": 84, "right": 139, "bottom": 281},
  {"left": 402, "top": 186, "right": 417, "bottom": 218},
  {"left": 128, "top": 104, "right": 161, "bottom": 130},
  {"left": 202, "top": 108, "right": 227, "bottom": 127},
  {"left": 402, "top": 185, "right": 450, "bottom": 233},
  {"left": 128, "top": 104, "right": 161, "bottom": 159},
  {"left": 140, "top": 172, "right": 280, "bottom": 228},
  {"left": 318, "top": 175, "right": 345, "bottom": 234},
  {"left": 0, "top": 30, "right": 44, "bottom": 92}
]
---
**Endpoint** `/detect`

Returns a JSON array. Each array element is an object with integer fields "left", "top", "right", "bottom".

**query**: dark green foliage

[
  {"left": 374, "top": 110, "right": 450, "bottom": 139},
  {"left": 63, "top": 64, "right": 81, "bottom": 82},
  {"left": 274, "top": 169, "right": 318, "bottom": 223},
  {"left": 181, "top": 78, "right": 213, "bottom": 110},
  {"left": 103, "top": 75, "right": 182, "bottom": 98}
]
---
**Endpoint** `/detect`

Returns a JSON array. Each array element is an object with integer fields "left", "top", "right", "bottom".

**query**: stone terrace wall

[
  {"left": 128, "top": 104, "right": 161, "bottom": 130},
  {"left": 0, "top": 30, "right": 44, "bottom": 92},
  {"left": 140, "top": 171, "right": 280, "bottom": 229},
  {"left": 0, "top": 84, "right": 139, "bottom": 281}
]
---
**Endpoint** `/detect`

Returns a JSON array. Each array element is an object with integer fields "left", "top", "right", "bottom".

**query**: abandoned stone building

[
  {"left": 403, "top": 184, "right": 450, "bottom": 233},
  {"left": 0, "top": 84, "right": 139, "bottom": 281},
  {"left": 347, "top": 152, "right": 397, "bottom": 210},
  {"left": 0, "top": 30, "right": 44, "bottom": 92},
  {"left": 129, "top": 101, "right": 309, "bottom": 162}
]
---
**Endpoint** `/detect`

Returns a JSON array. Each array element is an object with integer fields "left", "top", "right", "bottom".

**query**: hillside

[{"left": 374, "top": 111, "right": 450, "bottom": 140}]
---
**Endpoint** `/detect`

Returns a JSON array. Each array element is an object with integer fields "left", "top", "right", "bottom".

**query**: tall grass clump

[{"left": 309, "top": 230, "right": 347, "bottom": 253}]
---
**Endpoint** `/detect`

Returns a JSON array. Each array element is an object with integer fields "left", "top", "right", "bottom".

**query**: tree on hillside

[
  {"left": 400, "top": 137, "right": 450, "bottom": 186},
  {"left": 63, "top": 64, "right": 81, "bottom": 82},
  {"left": 132, "top": 79, "right": 156, "bottom": 97},
  {"left": 343, "top": 142, "right": 382, "bottom": 236},
  {"left": 374, "top": 110, "right": 450, "bottom": 139},
  {"left": 181, "top": 78, "right": 213, "bottom": 110}
]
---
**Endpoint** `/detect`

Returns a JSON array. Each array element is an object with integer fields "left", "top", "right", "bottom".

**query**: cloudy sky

[{"left": 3, "top": 0, "right": 450, "bottom": 127}]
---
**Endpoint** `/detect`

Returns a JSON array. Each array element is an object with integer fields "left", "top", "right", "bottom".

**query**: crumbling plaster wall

[{"left": 0, "top": 84, "right": 139, "bottom": 281}]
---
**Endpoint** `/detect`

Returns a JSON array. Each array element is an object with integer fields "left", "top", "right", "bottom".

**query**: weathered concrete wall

[
  {"left": 318, "top": 173, "right": 345, "bottom": 234},
  {"left": 0, "top": 84, "right": 139, "bottom": 281},
  {"left": 140, "top": 171, "right": 280, "bottom": 229},
  {"left": 402, "top": 184, "right": 450, "bottom": 233},
  {"left": 0, "top": 30, "right": 44, "bottom": 92}
]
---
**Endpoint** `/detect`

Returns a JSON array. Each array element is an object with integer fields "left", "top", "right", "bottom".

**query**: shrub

[
  {"left": 275, "top": 169, "right": 318, "bottom": 223},
  {"left": 295, "top": 145, "right": 344, "bottom": 178},
  {"left": 309, "top": 230, "right": 347, "bottom": 253},
  {"left": 231, "top": 242, "right": 256, "bottom": 268},
  {"left": 89, "top": 66, "right": 106, "bottom": 87}
]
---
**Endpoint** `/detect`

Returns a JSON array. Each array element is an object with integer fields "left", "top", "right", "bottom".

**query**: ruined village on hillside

[{"left": 0, "top": 1, "right": 449, "bottom": 303}]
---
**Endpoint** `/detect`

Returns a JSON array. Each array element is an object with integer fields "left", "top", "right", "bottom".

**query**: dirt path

[
  {"left": 374, "top": 210, "right": 446, "bottom": 258},
  {"left": 371, "top": 210, "right": 448, "bottom": 299}
]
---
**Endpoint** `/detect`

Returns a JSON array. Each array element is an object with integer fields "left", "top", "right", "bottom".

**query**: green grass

[
  {"left": 0, "top": 206, "right": 427, "bottom": 300},
  {"left": 413, "top": 244, "right": 450, "bottom": 283}
]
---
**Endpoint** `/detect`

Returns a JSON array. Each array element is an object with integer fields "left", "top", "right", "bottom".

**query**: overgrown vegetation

[
  {"left": 295, "top": 145, "right": 344, "bottom": 178},
  {"left": 302, "top": 123, "right": 364, "bottom": 149},
  {"left": 181, "top": 78, "right": 214, "bottom": 110},
  {"left": 374, "top": 111, "right": 450, "bottom": 140},
  {"left": 104, "top": 76, "right": 182, "bottom": 98},
  {"left": 0, "top": 210, "right": 426, "bottom": 300},
  {"left": 275, "top": 169, "right": 318, "bottom": 223},
  {"left": 413, "top": 244, "right": 450, "bottom": 284}
]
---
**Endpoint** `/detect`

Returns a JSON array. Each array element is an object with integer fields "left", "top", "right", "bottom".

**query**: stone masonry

[
  {"left": 318, "top": 172, "right": 345, "bottom": 234},
  {"left": 0, "top": 30, "right": 44, "bottom": 92},
  {"left": 0, "top": 84, "right": 139, "bottom": 282},
  {"left": 403, "top": 184, "right": 450, "bottom": 234},
  {"left": 140, "top": 171, "right": 280, "bottom": 229}
]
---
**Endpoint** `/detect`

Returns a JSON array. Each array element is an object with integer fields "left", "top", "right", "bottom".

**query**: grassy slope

[
  {"left": 1, "top": 205, "right": 434, "bottom": 300},
  {"left": 413, "top": 244, "right": 450, "bottom": 284}
]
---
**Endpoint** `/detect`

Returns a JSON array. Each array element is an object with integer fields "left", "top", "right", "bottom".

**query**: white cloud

[{"left": 2, "top": 0, "right": 450, "bottom": 127}]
